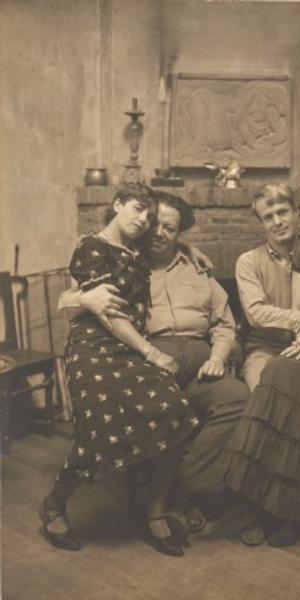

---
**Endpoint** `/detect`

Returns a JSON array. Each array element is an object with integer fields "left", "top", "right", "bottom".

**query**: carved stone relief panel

[{"left": 170, "top": 74, "right": 291, "bottom": 168}]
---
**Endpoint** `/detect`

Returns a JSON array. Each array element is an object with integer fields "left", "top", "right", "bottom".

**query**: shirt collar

[
  {"left": 266, "top": 243, "right": 293, "bottom": 262},
  {"left": 166, "top": 249, "right": 190, "bottom": 272}
]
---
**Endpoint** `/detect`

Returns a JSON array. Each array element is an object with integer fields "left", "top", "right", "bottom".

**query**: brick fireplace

[{"left": 76, "top": 184, "right": 265, "bottom": 279}]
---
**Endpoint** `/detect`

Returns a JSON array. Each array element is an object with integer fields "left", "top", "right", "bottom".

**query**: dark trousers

[{"left": 151, "top": 336, "right": 249, "bottom": 495}]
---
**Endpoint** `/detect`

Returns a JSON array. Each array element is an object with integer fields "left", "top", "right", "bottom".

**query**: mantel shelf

[{"left": 76, "top": 184, "right": 255, "bottom": 208}]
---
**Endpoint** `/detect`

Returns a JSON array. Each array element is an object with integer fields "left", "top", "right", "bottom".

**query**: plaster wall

[
  {"left": 2, "top": 0, "right": 300, "bottom": 275},
  {"left": 1, "top": 0, "right": 102, "bottom": 274},
  {"left": 111, "top": 0, "right": 300, "bottom": 187}
]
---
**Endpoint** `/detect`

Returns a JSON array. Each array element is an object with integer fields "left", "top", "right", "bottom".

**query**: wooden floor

[{"left": 2, "top": 430, "right": 300, "bottom": 600}]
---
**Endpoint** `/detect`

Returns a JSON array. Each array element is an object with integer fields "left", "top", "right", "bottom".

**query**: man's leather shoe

[
  {"left": 267, "top": 522, "right": 299, "bottom": 547},
  {"left": 240, "top": 523, "right": 267, "bottom": 546}
]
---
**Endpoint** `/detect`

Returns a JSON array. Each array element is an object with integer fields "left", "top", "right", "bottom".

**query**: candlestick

[{"left": 122, "top": 98, "right": 145, "bottom": 184}]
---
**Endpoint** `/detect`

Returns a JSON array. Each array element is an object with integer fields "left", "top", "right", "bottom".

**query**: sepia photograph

[{"left": 1, "top": 1, "right": 300, "bottom": 598}]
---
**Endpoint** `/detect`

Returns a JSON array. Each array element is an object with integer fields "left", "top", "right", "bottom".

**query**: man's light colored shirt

[
  {"left": 59, "top": 251, "right": 235, "bottom": 362},
  {"left": 147, "top": 251, "right": 235, "bottom": 361},
  {"left": 236, "top": 243, "right": 300, "bottom": 334}
]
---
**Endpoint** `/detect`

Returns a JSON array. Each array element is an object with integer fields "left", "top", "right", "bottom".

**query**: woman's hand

[
  {"left": 145, "top": 347, "right": 178, "bottom": 375},
  {"left": 154, "top": 352, "right": 179, "bottom": 375},
  {"left": 280, "top": 342, "right": 300, "bottom": 360},
  {"left": 180, "top": 244, "right": 213, "bottom": 275},
  {"left": 198, "top": 356, "right": 225, "bottom": 380}
]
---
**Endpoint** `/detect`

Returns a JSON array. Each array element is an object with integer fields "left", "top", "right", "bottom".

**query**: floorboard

[{"left": 2, "top": 432, "right": 300, "bottom": 600}]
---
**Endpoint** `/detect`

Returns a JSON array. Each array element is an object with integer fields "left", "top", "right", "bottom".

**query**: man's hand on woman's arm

[{"left": 80, "top": 284, "right": 128, "bottom": 328}]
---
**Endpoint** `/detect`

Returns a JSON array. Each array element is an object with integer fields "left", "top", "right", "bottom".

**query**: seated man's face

[
  {"left": 145, "top": 202, "right": 181, "bottom": 262},
  {"left": 255, "top": 197, "right": 298, "bottom": 247}
]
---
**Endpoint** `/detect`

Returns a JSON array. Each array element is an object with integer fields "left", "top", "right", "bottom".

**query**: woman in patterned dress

[{"left": 39, "top": 184, "right": 200, "bottom": 556}]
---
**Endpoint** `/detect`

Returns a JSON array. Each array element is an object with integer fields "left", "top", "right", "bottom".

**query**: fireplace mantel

[
  {"left": 76, "top": 184, "right": 263, "bottom": 278},
  {"left": 76, "top": 184, "right": 255, "bottom": 208}
]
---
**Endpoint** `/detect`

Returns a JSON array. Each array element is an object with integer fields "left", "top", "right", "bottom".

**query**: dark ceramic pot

[{"left": 84, "top": 168, "right": 108, "bottom": 186}]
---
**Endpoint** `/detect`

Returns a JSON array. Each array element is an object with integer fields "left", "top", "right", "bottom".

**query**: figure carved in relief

[{"left": 236, "top": 84, "right": 288, "bottom": 156}]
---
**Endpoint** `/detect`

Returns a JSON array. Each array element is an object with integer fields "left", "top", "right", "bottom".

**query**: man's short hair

[
  {"left": 252, "top": 184, "right": 297, "bottom": 219},
  {"left": 104, "top": 183, "right": 155, "bottom": 224},
  {"left": 154, "top": 191, "right": 195, "bottom": 232}
]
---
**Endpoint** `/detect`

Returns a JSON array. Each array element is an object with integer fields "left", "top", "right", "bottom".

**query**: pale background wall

[
  {"left": 1, "top": 0, "right": 101, "bottom": 274},
  {"left": 2, "top": 0, "right": 300, "bottom": 275}
]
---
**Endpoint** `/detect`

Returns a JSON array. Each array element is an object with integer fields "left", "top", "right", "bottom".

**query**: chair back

[
  {"left": 218, "top": 276, "right": 250, "bottom": 343},
  {"left": 0, "top": 272, "right": 28, "bottom": 351}
]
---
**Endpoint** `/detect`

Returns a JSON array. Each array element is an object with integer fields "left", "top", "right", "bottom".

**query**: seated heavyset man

[
  {"left": 60, "top": 191, "right": 249, "bottom": 531},
  {"left": 236, "top": 183, "right": 300, "bottom": 391}
]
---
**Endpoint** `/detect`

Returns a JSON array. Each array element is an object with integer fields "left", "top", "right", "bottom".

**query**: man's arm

[
  {"left": 236, "top": 252, "right": 300, "bottom": 334},
  {"left": 58, "top": 284, "right": 129, "bottom": 329},
  {"left": 59, "top": 286, "right": 178, "bottom": 374},
  {"left": 198, "top": 278, "right": 235, "bottom": 380}
]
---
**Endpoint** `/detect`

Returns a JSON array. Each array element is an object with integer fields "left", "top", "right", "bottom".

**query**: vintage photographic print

[{"left": 1, "top": 1, "right": 300, "bottom": 599}]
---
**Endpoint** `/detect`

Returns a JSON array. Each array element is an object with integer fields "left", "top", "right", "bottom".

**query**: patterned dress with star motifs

[{"left": 57, "top": 233, "right": 199, "bottom": 481}]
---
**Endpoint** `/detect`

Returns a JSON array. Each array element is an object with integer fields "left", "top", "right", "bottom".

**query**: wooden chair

[
  {"left": 218, "top": 277, "right": 247, "bottom": 377},
  {"left": 0, "top": 272, "right": 56, "bottom": 452}
]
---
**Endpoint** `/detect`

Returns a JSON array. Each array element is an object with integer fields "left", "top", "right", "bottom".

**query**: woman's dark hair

[
  {"left": 154, "top": 191, "right": 195, "bottom": 232},
  {"left": 104, "top": 183, "right": 156, "bottom": 224}
]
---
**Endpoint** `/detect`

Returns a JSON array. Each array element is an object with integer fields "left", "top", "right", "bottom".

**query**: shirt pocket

[{"left": 177, "top": 272, "right": 211, "bottom": 310}]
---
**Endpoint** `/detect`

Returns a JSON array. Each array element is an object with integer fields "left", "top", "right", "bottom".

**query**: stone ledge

[
  {"left": 188, "top": 185, "right": 254, "bottom": 207},
  {"left": 77, "top": 184, "right": 255, "bottom": 208}
]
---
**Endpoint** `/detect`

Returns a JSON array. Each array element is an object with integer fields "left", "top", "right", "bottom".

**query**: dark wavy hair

[
  {"left": 252, "top": 184, "right": 297, "bottom": 219},
  {"left": 154, "top": 191, "right": 195, "bottom": 232},
  {"left": 104, "top": 183, "right": 156, "bottom": 224}
]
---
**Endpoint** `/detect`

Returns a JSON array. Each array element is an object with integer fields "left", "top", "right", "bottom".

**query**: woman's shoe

[
  {"left": 267, "top": 521, "right": 299, "bottom": 548},
  {"left": 39, "top": 498, "right": 81, "bottom": 551},
  {"left": 143, "top": 515, "right": 184, "bottom": 557}
]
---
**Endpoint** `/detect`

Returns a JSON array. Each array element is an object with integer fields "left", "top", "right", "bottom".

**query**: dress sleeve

[{"left": 69, "top": 235, "right": 112, "bottom": 292}]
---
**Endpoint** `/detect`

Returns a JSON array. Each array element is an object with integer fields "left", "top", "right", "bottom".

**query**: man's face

[
  {"left": 255, "top": 198, "right": 298, "bottom": 247},
  {"left": 146, "top": 202, "right": 181, "bottom": 261}
]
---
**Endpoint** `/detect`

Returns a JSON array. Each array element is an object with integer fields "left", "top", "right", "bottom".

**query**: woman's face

[{"left": 113, "top": 197, "right": 156, "bottom": 241}]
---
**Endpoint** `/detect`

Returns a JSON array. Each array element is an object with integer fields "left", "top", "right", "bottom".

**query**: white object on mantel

[{"left": 204, "top": 161, "right": 245, "bottom": 189}]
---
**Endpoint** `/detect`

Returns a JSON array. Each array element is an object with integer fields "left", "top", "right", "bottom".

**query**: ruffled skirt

[{"left": 220, "top": 356, "right": 300, "bottom": 521}]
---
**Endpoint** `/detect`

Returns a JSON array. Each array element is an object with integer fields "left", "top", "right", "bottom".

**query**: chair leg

[
  {"left": 0, "top": 379, "right": 11, "bottom": 453},
  {"left": 43, "top": 373, "right": 55, "bottom": 437},
  {"left": 33, "top": 367, "right": 55, "bottom": 437}
]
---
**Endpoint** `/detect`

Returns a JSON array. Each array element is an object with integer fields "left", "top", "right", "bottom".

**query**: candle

[
  {"left": 158, "top": 77, "right": 167, "bottom": 169},
  {"left": 132, "top": 98, "right": 138, "bottom": 110},
  {"left": 158, "top": 77, "right": 167, "bottom": 103}
]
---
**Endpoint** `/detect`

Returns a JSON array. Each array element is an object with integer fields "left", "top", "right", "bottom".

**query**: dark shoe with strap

[
  {"left": 39, "top": 498, "right": 81, "bottom": 551},
  {"left": 142, "top": 515, "right": 184, "bottom": 557},
  {"left": 267, "top": 521, "right": 299, "bottom": 548}
]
